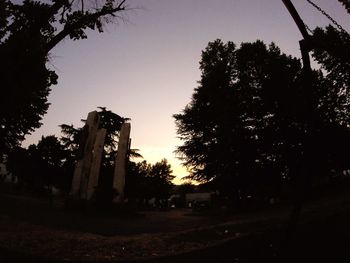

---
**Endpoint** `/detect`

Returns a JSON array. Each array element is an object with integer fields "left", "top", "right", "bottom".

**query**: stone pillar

[
  {"left": 71, "top": 161, "right": 83, "bottom": 197},
  {"left": 70, "top": 111, "right": 100, "bottom": 200},
  {"left": 86, "top": 128, "right": 106, "bottom": 200},
  {"left": 113, "top": 123, "right": 131, "bottom": 203}
]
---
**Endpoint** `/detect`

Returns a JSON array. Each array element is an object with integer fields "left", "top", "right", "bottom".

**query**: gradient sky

[{"left": 23, "top": 0, "right": 350, "bottom": 184}]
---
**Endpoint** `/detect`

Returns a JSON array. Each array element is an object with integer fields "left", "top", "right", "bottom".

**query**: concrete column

[
  {"left": 86, "top": 128, "right": 106, "bottom": 200},
  {"left": 71, "top": 160, "right": 83, "bottom": 197},
  {"left": 113, "top": 123, "right": 131, "bottom": 203},
  {"left": 70, "top": 111, "right": 100, "bottom": 200}
]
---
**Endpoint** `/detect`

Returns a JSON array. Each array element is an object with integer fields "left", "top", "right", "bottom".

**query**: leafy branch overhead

[
  {"left": 2, "top": 0, "right": 128, "bottom": 50},
  {"left": 45, "top": 0, "right": 127, "bottom": 51},
  {"left": 0, "top": 0, "right": 130, "bottom": 154},
  {"left": 338, "top": 0, "right": 350, "bottom": 13}
]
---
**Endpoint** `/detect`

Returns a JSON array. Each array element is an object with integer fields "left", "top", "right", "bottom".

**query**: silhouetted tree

[
  {"left": 7, "top": 135, "right": 66, "bottom": 193},
  {"left": 6, "top": 146, "right": 33, "bottom": 187},
  {"left": 125, "top": 160, "right": 153, "bottom": 204},
  {"left": 36, "top": 135, "right": 66, "bottom": 167},
  {"left": 276, "top": 2, "right": 350, "bottom": 248},
  {"left": 59, "top": 124, "right": 81, "bottom": 155},
  {"left": 35, "top": 135, "right": 67, "bottom": 191},
  {"left": 174, "top": 39, "right": 350, "bottom": 203},
  {"left": 150, "top": 159, "right": 175, "bottom": 205},
  {"left": 311, "top": 25, "right": 350, "bottom": 175},
  {"left": 125, "top": 159, "right": 174, "bottom": 207},
  {"left": 338, "top": 0, "right": 350, "bottom": 13},
  {"left": 0, "top": 0, "right": 129, "bottom": 155},
  {"left": 174, "top": 40, "right": 301, "bottom": 201}
]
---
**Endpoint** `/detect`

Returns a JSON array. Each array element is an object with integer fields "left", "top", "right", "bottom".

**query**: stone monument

[
  {"left": 113, "top": 122, "right": 131, "bottom": 203},
  {"left": 70, "top": 111, "right": 131, "bottom": 204},
  {"left": 70, "top": 111, "right": 106, "bottom": 201}
]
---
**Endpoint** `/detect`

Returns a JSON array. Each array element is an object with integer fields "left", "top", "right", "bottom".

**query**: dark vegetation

[
  {"left": 174, "top": 30, "right": 350, "bottom": 207},
  {"left": 0, "top": 0, "right": 129, "bottom": 155},
  {"left": 5, "top": 106, "right": 175, "bottom": 208},
  {"left": 0, "top": 0, "right": 350, "bottom": 262},
  {"left": 1, "top": 0, "right": 348, "bottom": 210},
  {"left": 0, "top": 0, "right": 175, "bottom": 208}
]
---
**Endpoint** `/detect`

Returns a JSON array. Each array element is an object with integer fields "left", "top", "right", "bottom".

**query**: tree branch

[
  {"left": 45, "top": 1, "right": 126, "bottom": 52},
  {"left": 48, "top": 0, "right": 70, "bottom": 18}
]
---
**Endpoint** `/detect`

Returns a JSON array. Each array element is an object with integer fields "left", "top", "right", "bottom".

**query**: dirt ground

[
  {"left": 0, "top": 193, "right": 243, "bottom": 235},
  {"left": 1, "top": 181, "right": 350, "bottom": 262}
]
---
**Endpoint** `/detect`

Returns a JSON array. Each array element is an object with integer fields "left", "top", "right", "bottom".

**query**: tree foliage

[
  {"left": 175, "top": 40, "right": 300, "bottom": 185},
  {"left": 338, "top": 0, "right": 350, "bottom": 13},
  {"left": 0, "top": 0, "right": 128, "bottom": 154},
  {"left": 310, "top": 25, "right": 350, "bottom": 172},
  {"left": 7, "top": 135, "right": 67, "bottom": 191},
  {"left": 125, "top": 159, "right": 174, "bottom": 205},
  {"left": 150, "top": 159, "right": 175, "bottom": 201},
  {"left": 174, "top": 39, "right": 350, "bottom": 199}
]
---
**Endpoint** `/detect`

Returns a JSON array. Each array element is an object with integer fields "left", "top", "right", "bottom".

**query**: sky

[{"left": 23, "top": 0, "right": 350, "bottom": 184}]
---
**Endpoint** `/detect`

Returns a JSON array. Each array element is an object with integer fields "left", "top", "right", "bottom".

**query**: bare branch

[{"left": 117, "top": 0, "right": 126, "bottom": 10}]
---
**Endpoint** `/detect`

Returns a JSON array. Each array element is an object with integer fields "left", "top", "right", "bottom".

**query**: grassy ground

[{"left": 1, "top": 179, "right": 350, "bottom": 262}]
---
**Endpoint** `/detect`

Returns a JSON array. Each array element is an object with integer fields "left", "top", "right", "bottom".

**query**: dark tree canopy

[
  {"left": 175, "top": 40, "right": 301, "bottom": 184},
  {"left": 338, "top": 0, "right": 350, "bottom": 13},
  {"left": 125, "top": 159, "right": 175, "bottom": 205},
  {"left": 7, "top": 135, "right": 66, "bottom": 190},
  {"left": 310, "top": 25, "right": 350, "bottom": 172},
  {"left": 174, "top": 38, "right": 350, "bottom": 199},
  {"left": 0, "top": 0, "right": 128, "bottom": 154}
]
